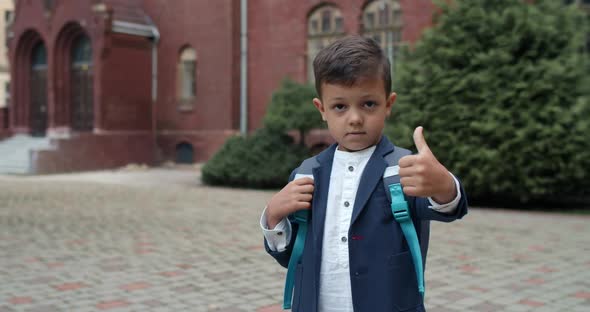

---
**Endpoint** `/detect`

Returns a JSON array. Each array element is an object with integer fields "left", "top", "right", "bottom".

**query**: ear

[
  {"left": 313, "top": 98, "right": 327, "bottom": 121},
  {"left": 385, "top": 92, "right": 397, "bottom": 118}
]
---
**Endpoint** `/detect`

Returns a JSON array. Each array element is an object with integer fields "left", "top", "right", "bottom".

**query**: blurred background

[{"left": 0, "top": 0, "right": 588, "bottom": 311}]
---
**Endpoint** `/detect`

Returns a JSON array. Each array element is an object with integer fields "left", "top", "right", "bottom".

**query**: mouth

[{"left": 347, "top": 131, "right": 366, "bottom": 136}]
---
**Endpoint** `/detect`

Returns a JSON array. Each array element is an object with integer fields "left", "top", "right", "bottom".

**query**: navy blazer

[{"left": 265, "top": 136, "right": 468, "bottom": 312}]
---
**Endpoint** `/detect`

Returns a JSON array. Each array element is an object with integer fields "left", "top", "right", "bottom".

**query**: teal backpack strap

[
  {"left": 283, "top": 209, "right": 308, "bottom": 309},
  {"left": 283, "top": 157, "right": 319, "bottom": 310},
  {"left": 389, "top": 183, "right": 425, "bottom": 298},
  {"left": 383, "top": 148, "right": 425, "bottom": 300}
]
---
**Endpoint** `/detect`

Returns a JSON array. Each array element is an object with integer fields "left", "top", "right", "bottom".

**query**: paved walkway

[{"left": 0, "top": 168, "right": 588, "bottom": 312}]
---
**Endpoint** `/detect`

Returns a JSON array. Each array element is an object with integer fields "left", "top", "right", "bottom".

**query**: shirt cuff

[
  {"left": 260, "top": 206, "right": 292, "bottom": 252},
  {"left": 427, "top": 173, "right": 462, "bottom": 213}
]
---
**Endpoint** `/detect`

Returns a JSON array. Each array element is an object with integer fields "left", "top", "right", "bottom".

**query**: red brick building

[{"left": 3, "top": 0, "right": 435, "bottom": 173}]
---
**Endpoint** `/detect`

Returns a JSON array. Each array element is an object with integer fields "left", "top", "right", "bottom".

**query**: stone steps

[{"left": 0, "top": 135, "right": 55, "bottom": 174}]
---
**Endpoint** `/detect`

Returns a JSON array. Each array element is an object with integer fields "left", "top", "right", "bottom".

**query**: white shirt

[{"left": 260, "top": 146, "right": 461, "bottom": 312}]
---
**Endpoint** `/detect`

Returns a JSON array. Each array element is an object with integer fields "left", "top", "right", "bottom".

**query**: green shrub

[
  {"left": 387, "top": 0, "right": 590, "bottom": 203},
  {"left": 202, "top": 130, "right": 310, "bottom": 189},
  {"left": 203, "top": 79, "right": 320, "bottom": 189}
]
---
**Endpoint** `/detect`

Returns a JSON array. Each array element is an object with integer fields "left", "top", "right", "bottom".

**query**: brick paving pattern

[{"left": 0, "top": 168, "right": 588, "bottom": 311}]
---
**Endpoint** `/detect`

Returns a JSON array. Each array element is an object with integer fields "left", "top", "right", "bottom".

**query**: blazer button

[{"left": 354, "top": 272, "right": 359, "bottom": 276}]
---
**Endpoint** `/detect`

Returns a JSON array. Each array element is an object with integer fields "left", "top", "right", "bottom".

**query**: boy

[{"left": 260, "top": 36, "right": 468, "bottom": 312}]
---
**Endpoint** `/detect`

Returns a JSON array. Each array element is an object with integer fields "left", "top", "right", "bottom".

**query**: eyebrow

[{"left": 329, "top": 94, "right": 375, "bottom": 101}]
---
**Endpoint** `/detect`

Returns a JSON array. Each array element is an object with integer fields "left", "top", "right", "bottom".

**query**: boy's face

[{"left": 313, "top": 77, "right": 396, "bottom": 152}]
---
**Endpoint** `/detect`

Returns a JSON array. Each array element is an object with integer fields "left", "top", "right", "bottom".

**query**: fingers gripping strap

[
  {"left": 389, "top": 183, "right": 425, "bottom": 299},
  {"left": 283, "top": 210, "right": 309, "bottom": 309}
]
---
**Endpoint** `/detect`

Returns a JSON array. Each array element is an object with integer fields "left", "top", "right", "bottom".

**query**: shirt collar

[{"left": 333, "top": 145, "right": 377, "bottom": 163}]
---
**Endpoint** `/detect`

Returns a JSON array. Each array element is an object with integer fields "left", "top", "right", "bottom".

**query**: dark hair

[{"left": 313, "top": 35, "right": 392, "bottom": 98}]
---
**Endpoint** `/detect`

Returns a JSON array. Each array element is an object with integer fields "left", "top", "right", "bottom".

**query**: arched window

[
  {"left": 361, "top": 0, "right": 402, "bottom": 79},
  {"left": 178, "top": 46, "right": 196, "bottom": 107},
  {"left": 32, "top": 43, "right": 47, "bottom": 69},
  {"left": 71, "top": 35, "right": 92, "bottom": 67},
  {"left": 70, "top": 34, "right": 93, "bottom": 131},
  {"left": 30, "top": 42, "right": 48, "bottom": 136},
  {"left": 307, "top": 5, "right": 345, "bottom": 83}
]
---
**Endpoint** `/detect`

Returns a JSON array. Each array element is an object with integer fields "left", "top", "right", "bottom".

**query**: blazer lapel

[
  {"left": 350, "top": 136, "right": 395, "bottom": 226},
  {"left": 310, "top": 143, "right": 336, "bottom": 305},
  {"left": 311, "top": 144, "right": 336, "bottom": 247}
]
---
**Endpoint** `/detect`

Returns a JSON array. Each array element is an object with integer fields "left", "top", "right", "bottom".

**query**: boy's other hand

[
  {"left": 398, "top": 126, "right": 456, "bottom": 204},
  {"left": 267, "top": 177, "right": 314, "bottom": 228}
]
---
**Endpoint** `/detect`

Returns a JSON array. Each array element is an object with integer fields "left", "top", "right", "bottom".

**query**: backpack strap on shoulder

[
  {"left": 383, "top": 147, "right": 425, "bottom": 300},
  {"left": 283, "top": 156, "right": 319, "bottom": 309}
]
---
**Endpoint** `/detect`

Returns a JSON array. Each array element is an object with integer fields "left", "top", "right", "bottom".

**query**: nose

[{"left": 348, "top": 108, "right": 362, "bottom": 126}]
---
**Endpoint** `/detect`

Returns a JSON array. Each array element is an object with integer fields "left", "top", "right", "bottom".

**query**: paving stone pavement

[{"left": 0, "top": 168, "right": 588, "bottom": 312}]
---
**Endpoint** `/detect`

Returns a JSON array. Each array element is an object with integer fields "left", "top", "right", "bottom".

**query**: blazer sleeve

[
  {"left": 412, "top": 176, "right": 468, "bottom": 222},
  {"left": 264, "top": 169, "right": 299, "bottom": 268}
]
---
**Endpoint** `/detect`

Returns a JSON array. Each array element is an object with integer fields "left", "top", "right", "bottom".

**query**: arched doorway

[
  {"left": 175, "top": 142, "right": 194, "bottom": 164},
  {"left": 29, "top": 42, "right": 48, "bottom": 137},
  {"left": 70, "top": 35, "right": 93, "bottom": 131}
]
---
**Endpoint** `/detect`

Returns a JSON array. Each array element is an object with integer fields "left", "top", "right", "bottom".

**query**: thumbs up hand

[{"left": 398, "top": 126, "right": 457, "bottom": 204}]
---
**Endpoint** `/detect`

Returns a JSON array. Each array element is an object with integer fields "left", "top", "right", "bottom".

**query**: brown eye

[
  {"left": 334, "top": 104, "right": 346, "bottom": 111},
  {"left": 364, "top": 101, "right": 377, "bottom": 108}
]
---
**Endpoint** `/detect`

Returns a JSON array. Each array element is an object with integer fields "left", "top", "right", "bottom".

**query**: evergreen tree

[
  {"left": 388, "top": 0, "right": 590, "bottom": 203},
  {"left": 263, "top": 79, "right": 323, "bottom": 146}
]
